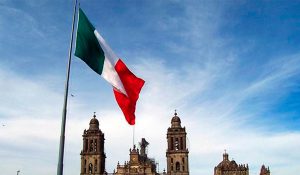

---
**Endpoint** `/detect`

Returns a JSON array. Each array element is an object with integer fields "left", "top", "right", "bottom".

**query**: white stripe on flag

[{"left": 94, "top": 30, "right": 127, "bottom": 95}]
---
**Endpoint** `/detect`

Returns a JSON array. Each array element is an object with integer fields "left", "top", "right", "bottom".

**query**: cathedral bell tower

[
  {"left": 80, "top": 114, "right": 106, "bottom": 175},
  {"left": 166, "top": 111, "right": 189, "bottom": 175}
]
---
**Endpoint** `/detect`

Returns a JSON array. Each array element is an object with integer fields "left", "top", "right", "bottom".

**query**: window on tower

[
  {"left": 89, "top": 163, "right": 93, "bottom": 174},
  {"left": 95, "top": 159, "right": 97, "bottom": 172},
  {"left": 94, "top": 139, "right": 97, "bottom": 152},
  {"left": 176, "top": 162, "right": 180, "bottom": 171},
  {"left": 175, "top": 138, "right": 179, "bottom": 150},
  {"left": 84, "top": 159, "right": 87, "bottom": 173},
  {"left": 90, "top": 140, "right": 93, "bottom": 152}
]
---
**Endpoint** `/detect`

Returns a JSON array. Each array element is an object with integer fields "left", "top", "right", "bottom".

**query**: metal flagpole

[
  {"left": 57, "top": 0, "right": 78, "bottom": 175},
  {"left": 133, "top": 125, "right": 135, "bottom": 147}
]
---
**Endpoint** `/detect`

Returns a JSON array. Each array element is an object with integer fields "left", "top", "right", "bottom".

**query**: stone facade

[
  {"left": 114, "top": 139, "right": 158, "bottom": 175},
  {"left": 166, "top": 112, "right": 189, "bottom": 175},
  {"left": 80, "top": 114, "right": 106, "bottom": 175},
  {"left": 214, "top": 152, "right": 249, "bottom": 175},
  {"left": 80, "top": 112, "right": 271, "bottom": 175}
]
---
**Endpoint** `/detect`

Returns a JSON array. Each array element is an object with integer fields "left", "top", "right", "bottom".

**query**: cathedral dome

[
  {"left": 217, "top": 159, "right": 230, "bottom": 169},
  {"left": 171, "top": 111, "right": 181, "bottom": 128},
  {"left": 89, "top": 113, "right": 99, "bottom": 130},
  {"left": 216, "top": 152, "right": 231, "bottom": 169},
  {"left": 216, "top": 152, "right": 247, "bottom": 171}
]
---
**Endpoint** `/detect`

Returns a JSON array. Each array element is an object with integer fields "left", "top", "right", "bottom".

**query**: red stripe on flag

[{"left": 113, "top": 59, "right": 145, "bottom": 125}]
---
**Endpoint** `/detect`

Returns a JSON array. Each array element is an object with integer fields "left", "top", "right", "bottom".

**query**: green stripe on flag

[{"left": 75, "top": 8, "right": 105, "bottom": 75}]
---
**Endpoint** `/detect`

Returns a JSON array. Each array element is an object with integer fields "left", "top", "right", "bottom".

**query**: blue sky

[{"left": 0, "top": 0, "right": 300, "bottom": 175}]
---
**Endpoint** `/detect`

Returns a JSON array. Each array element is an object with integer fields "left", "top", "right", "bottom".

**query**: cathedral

[{"left": 80, "top": 112, "right": 270, "bottom": 175}]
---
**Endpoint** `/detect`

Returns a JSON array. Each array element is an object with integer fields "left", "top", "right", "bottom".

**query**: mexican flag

[{"left": 74, "top": 8, "right": 144, "bottom": 125}]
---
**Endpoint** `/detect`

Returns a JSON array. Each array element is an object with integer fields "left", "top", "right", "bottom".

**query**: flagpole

[
  {"left": 57, "top": 0, "right": 78, "bottom": 175},
  {"left": 133, "top": 125, "right": 135, "bottom": 147}
]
